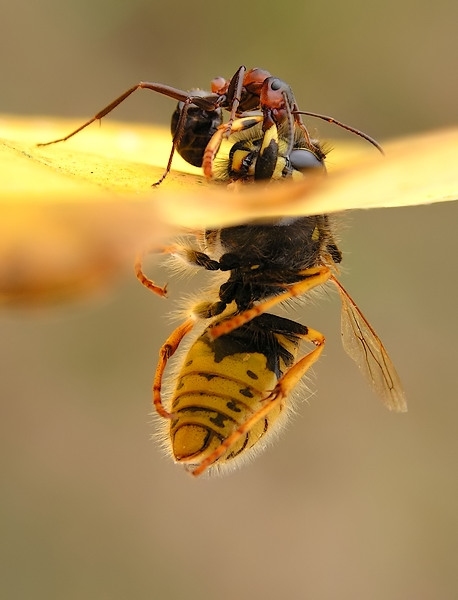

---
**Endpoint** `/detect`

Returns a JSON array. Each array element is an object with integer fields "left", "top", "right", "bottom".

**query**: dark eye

[
  {"left": 270, "top": 78, "right": 282, "bottom": 91},
  {"left": 289, "top": 149, "right": 325, "bottom": 172}
]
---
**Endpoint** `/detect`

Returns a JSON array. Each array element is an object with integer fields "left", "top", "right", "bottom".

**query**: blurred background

[{"left": 1, "top": 1, "right": 457, "bottom": 599}]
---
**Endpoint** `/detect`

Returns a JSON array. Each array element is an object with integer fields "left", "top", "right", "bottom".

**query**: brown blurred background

[{"left": 1, "top": 1, "right": 457, "bottom": 599}]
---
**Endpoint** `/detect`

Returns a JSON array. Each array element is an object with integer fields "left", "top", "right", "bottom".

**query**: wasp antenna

[{"left": 292, "top": 110, "right": 384, "bottom": 155}]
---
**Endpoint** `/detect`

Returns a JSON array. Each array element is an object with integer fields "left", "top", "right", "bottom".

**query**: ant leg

[
  {"left": 151, "top": 97, "right": 196, "bottom": 187},
  {"left": 37, "top": 84, "right": 145, "bottom": 146},
  {"left": 223, "top": 65, "right": 247, "bottom": 133},
  {"left": 209, "top": 265, "right": 331, "bottom": 339},
  {"left": 202, "top": 115, "right": 263, "bottom": 179},
  {"left": 153, "top": 319, "right": 195, "bottom": 419},
  {"left": 191, "top": 324, "right": 325, "bottom": 476},
  {"left": 291, "top": 104, "right": 314, "bottom": 150},
  {"left": 149, "top": 88, "right": 223, "bottom": 185},
  {"left": 37, "top": 81, "right": 222, "bottom": 185},
  {"left": 37, "top": 82, "right": 219, "bottom": 147}
]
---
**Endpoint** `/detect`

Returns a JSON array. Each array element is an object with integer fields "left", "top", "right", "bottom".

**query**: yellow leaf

[
  {"left": 156, "top": 126, "right": 458, "bottom": 228},
  {"left": 1, "top": 115, "right": 457, "bottom": 305},
  {"left": 0, "top": 116, "right": 177, "bottom": 304}
]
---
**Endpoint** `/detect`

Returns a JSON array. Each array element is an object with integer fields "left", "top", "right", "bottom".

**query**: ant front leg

[
  {"left": 212, "top": 65, "right": 247, "bottom": 135},
  {"left": 290, "top": 105, "right": 314, "bottom": 150}
]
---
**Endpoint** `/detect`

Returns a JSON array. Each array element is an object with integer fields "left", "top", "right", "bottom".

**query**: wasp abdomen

[{"left": 169, "top": 321, "right": 300, "bottom": 467}]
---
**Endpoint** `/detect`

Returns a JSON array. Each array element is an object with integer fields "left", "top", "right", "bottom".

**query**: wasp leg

[
  {"left": 134, "top": 252, "right": 168, "bottom": 297},
  {"left": 153, "top": 318, "right": 195, "bottom": 419},
  {"left": 190, "top": 324, "right": 325, "bottom": 477},
  {"left": 169, "top": 245, "right": 221, "bottom": 271},
  {"left": 210, "top": 265, "right": 331, "bottom": 339},
  {"left": 135, "top": 242, "right": 224, "bottom": 299},
  {"left": 202, "top": 115, "right": 263, "bottom": 179},
  {"left": 135, "top": 242, "right": 207, "bottom": 297}
]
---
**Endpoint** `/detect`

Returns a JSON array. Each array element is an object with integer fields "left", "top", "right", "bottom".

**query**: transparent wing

[{"left": 331, "top": 276, "right": 407, "bottom": 412}]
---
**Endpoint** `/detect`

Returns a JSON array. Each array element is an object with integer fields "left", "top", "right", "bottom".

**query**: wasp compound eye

[{"left": 290, "top": 149, "right": 325, "bottom": 172}]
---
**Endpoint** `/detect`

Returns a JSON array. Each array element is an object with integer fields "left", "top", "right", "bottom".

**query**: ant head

[{"left": 260, "top": 77, "right": 294, "bottom": 109}]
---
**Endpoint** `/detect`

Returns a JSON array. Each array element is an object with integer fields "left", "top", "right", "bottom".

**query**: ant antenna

[{"left": 292, "top": 110, "right": 384, "bottom": 154}]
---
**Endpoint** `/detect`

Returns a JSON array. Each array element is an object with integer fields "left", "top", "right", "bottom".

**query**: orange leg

[
  {"left": 209, "top": 265, "right": 331, "bottom": 340},
  {"left": 202, "top": 115, "right": 263, "bottom": 179},
  {"left": 134, "top": 253, "right": 168, "bottom": 297},
  {"left": 191, "top": 324, "right": 325, "bottom": 477},
  {"left": 152, "top": 319, "right": 195, "bottom": 419},
  {"left": 293, "top": 109, "right": 313, "bottom": 148},
  {"left": 134, "top": 243, "right": 197, "bottom": 298}
]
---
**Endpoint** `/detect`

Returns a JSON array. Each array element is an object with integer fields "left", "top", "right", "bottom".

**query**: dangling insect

[
  {"left": 136, "top": 117, "right": 405, "bottom": 477},
  {"left": 139, "top": 211, "right": 406, "bottom": 476}
]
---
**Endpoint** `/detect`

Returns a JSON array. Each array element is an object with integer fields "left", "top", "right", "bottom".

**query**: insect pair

[
  {"left": 39, "top": 66, "right": 406, "bottom": 477},
  {"left": 38, "top": 65, "right": 382, "bottom": 185}
]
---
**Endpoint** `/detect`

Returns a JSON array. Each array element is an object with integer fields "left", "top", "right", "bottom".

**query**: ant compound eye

[
  {"left": 290, "top": 149, "right": 325, "bottom": 172},
  {"left": 270, "top": 78, "right": 282, "bottom": 91}
]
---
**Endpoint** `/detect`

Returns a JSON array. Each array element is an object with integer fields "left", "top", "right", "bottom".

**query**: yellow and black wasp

[
  {"left": 137, "top": 109, "right": 405, "bottom": 477},
  {"left": 38, "top": 67, "right": 405, "bottom": 476}
]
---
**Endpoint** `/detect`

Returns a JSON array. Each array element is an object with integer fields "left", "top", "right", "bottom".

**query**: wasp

[
  {"left": 140, "top": 210, "right": 406, "bottom": 477},
  {"left": 38, "top": 66, "right": 382, "bottom": 185},
  {"left": 135, "top": 115, "right": 406, "bottom": 477}
]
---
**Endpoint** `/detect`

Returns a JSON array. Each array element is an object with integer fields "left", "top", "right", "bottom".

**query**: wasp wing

[{"left": 331, "top": 277, "right": 407, "bottom": 412}]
